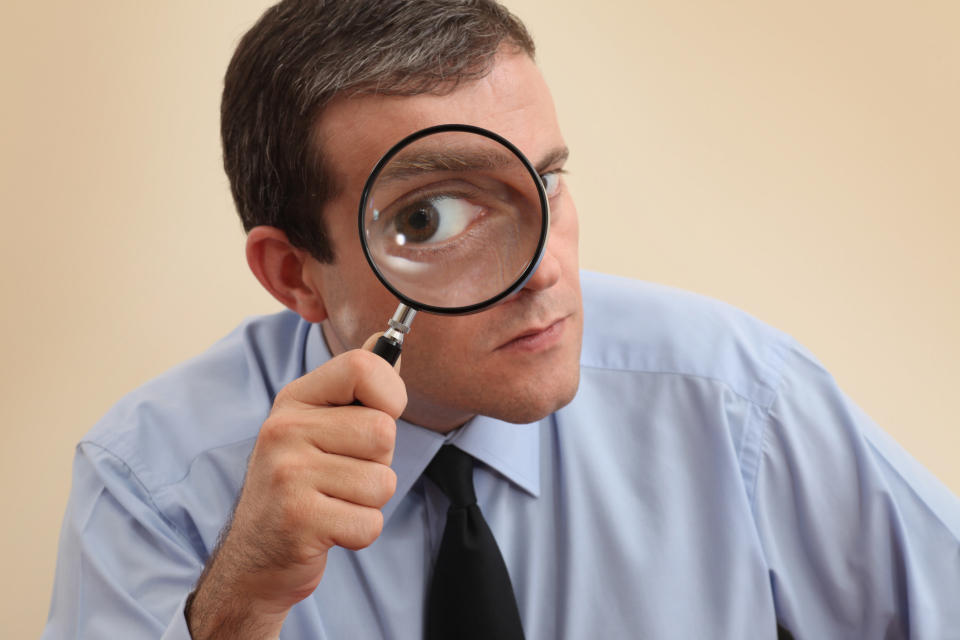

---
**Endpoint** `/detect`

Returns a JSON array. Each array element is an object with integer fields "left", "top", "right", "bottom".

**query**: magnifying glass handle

[
  {"left": 351, "top": 303, "right": 416, "bottom": 406},
  {"left": 371, "top": 303, "right": 417, "bottom": 366},
  {"left": 371, "top": 334, "right": 402, "bottom": 366}
]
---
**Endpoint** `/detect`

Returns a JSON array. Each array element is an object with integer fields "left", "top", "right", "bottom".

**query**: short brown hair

[{"left": 221, "top": 0, "right": 535, "bottom": 262}]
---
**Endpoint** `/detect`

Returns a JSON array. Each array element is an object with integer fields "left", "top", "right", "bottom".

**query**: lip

[{"left": 495, "top": 315, "right": 569, "bottom": 353}]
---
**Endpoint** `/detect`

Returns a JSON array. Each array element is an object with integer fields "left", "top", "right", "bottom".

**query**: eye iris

[{"left": 396, "top": 203, "right": 439, "bottom": 242}]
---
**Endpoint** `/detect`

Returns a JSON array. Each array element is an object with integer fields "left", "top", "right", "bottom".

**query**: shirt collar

[{"left": 305, "top": 323, "right": 541, "bottom": 523}]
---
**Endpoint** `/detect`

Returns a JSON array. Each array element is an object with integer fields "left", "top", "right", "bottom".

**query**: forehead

[{"left": 314, "top": 52, "right": 563, "bottom": 203}]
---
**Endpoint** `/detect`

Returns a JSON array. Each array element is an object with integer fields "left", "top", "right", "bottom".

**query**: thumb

[{"left": 360, "top": 332, "right": 402, "bottom": 373}]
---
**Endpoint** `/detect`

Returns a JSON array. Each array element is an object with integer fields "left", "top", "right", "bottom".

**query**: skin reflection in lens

[
  {"left": 366, "top": 180, "right": 540, "bottom": 307},
  {"left": 378, "top": 215, "right": 532, "bottom": 307}
]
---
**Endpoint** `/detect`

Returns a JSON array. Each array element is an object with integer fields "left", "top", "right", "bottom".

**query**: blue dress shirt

[{"left": 44, "top": 271, "right": 960, "bottom": 638}]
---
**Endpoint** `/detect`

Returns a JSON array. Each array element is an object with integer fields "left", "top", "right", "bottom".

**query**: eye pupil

[
  {"left": 408, "top": 209, "right": 430, "bottom": 229},
  {"left": 395, "top": 202, "right": 440, "bottom": 242}
]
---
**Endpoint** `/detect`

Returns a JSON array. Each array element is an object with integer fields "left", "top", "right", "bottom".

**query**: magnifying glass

[{"left": 358, "top": 124, "right": 550, "bottom": 365}]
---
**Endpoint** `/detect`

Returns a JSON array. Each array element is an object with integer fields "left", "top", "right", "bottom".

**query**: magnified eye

[
  {"left": 394, "top": 202, "right": 439, "bottom": 242},
  {"left": 394, "top": 196, "right": 481, "bottom": 245}
]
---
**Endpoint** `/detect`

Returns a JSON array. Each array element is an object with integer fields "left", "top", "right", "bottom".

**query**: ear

[{"left": 245, "top": 226, "right": 328, "bottom": 323}]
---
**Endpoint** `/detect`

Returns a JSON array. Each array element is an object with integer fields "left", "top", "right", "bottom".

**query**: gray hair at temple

[{"left": 221, "top": 0, "right": 536, "bottom": 263}]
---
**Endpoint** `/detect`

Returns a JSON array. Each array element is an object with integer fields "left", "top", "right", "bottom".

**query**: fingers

[
  {"left": 195, "top": 333, "right": 408, "bottom": 620},
  {"left": 260, "top": 402, "right": 397, "bottom": 466},
  {"left": 301, "top": 451, "right": 398, "bottom": 509},
  {"left": 256, "top": 447, "right": 396, "bottom": 519},
  {"left": 311, "top": 494, "right": 386, "bottom": 552},
  {"left": 306, "top": 405, "right": 397, "bottom": 466},
  {"left": 251, "top": 449, "right": 395, "bottom": 551},
  {"left": 359, "top": 333, "right": 380, "bottom": 351},
  {"left": 279, "top": 340, "right": 407, "bottom": 418},
  {"left": 359, "top": 332, "right": 402, "bottom": 374}
]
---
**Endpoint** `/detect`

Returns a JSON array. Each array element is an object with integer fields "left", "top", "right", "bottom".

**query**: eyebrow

[
  {"left": 376, "top": 144, "right": 570, "bottom": 183},
  {"left": 534, "top": 146, "right": 569, "bottom": 174}
]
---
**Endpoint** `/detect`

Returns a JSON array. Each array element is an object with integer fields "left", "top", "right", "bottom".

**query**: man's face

[{"left": 309, "top": 52, "right": 582, "bottom": 431}]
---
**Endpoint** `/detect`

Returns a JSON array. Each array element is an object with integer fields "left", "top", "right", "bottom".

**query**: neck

[{"left": 399, "top": 391, "right": 474, "bottom": 434}]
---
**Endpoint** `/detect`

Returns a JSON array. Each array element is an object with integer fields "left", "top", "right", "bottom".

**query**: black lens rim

[{"left": 357, "top": 123, "right": 550, "bottom": 316}]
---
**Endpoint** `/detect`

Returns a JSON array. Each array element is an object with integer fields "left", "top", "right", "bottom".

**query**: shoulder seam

[
  {"left": 78, "top": 440, "right": 196, "bottom": 551},
  {"left": 580, "top": 363, "right": 767, "bottom": 407},
  {"left": 743, "top": 343, "right": 793, "bottom": 515}
]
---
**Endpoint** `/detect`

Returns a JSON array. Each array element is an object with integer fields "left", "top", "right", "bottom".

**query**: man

[{"left": 44, "top": 1, "right": 960, "bottom": 638}]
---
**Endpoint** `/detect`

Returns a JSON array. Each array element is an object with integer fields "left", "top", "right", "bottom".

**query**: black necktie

[{"left": 425, "top": 445, "right": 525, "bottom": 640}]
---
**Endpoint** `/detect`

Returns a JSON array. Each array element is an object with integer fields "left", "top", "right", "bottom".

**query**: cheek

[
  {"left": 400, "top": 312, "right": 494, "bottom": 377},
  {"left": 552, "top": 194, "right": 581, "bottom": 268},
  {"left": 405, "top": 312, "right": 479, "bottom": 349},
  {"left": 323, "top": 267, "right": 401, "bottom": 349}
]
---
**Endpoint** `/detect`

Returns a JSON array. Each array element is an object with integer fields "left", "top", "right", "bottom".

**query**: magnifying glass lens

[{"left": 360, "top": 129, "right": 547, "bottom": 311}]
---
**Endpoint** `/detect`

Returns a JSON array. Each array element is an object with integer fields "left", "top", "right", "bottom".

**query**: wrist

[{"left": 186, "top": 565, "right": 289, "bottom": 640}]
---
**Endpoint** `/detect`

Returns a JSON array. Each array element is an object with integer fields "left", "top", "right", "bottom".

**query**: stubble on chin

[
  {"left": 409, "top": 338, "right": 583, "bottom": 428},
  {"left": 486, "top": 365, "right": 581, "bottom": 424}
]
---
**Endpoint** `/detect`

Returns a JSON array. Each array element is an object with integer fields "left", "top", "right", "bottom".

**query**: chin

[
  {"left": 479, "top": 366, "right": 581, "bottom": 424},
  {"left": 403, "top": 328, "right": 584, "bottom": 429}
]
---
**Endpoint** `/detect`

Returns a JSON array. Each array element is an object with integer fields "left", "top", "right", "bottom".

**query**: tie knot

[{"left": 425, "top": 445, "right": 476, "bottom": 508}]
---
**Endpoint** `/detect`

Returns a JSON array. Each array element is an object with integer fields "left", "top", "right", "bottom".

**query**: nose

[{"left": 522, "top": 245, "right": 561, "bottom": 292}]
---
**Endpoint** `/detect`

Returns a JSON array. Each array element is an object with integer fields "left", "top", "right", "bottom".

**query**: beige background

[{"left": 1, "top": 0, "right": 957, "bottom": 635}]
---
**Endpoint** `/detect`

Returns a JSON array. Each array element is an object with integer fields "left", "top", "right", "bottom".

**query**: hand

[{"left": 187, "top": 334, "right": 406, "bottom": 639}]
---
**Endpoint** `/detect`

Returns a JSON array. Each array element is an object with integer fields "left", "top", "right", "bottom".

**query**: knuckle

[
  {"left": 376, "top": 466, "right": 398, "bottom": 505},
  {"left": 328, "top": 504, "right": 381, "bottom": 551},
  {"left": 269, "top": 488, "right": 310, "bottom": 535},
  {"left": 272, "top": 384, "right": 292, "bottom": 406},
  {"left": 358, "top": 463, "right": 397, "bottom": 507},
  {"left": 268, "top": 455, "right": 300, "bottom": 489},
  {"left": 343, "top": 349, "right": 377, "bottom": 379},
  {"left": 353, "top": 509, "right": 384, "bottom": 548},
  {"left": 394, "top": 382, "right": 409, "bottom": 415},
  {"left": 258, "top": 412, "right": 293, "bottom": 446},
  {"left": 367, "top": 413, "right": 397, "bottom": 457},
  {"left": 272, "top": 378, "right": 306, "bottom": 408}
]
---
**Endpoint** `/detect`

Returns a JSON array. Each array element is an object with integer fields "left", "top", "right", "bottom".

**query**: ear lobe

[{"left": 245, "top": 226, "right": 328, "bottom": 322}]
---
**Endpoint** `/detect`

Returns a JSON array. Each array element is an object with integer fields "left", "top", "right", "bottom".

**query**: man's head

[
  {"left": 222, "top": 0, "right": 535, "bottom": 263},
  {"left": 225, "top": 0, "right": 582, "bottom": 431}
]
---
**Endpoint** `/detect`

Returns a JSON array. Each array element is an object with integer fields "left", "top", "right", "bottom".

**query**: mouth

[{"left": 495, "top": 315, "right": 569, "bottom": 353}]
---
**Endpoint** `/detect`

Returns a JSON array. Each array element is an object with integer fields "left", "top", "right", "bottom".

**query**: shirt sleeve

[
  {"left": 750, "top": 341, "right": 960, "bottom": 638},
  {"left": 42, "top": 442, "right": 202, "bottom": 639}
]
